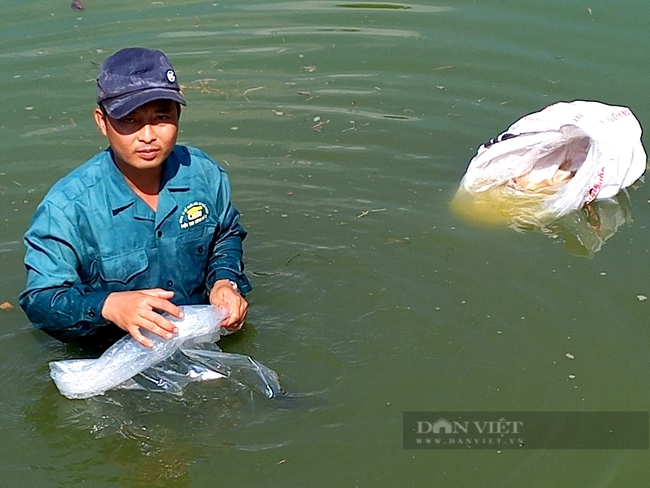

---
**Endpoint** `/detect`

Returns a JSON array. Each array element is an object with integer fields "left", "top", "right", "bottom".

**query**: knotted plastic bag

[
  {"left": 49, "top": 305, "right": 282, "bottom": 400},
  {"left": 452, "top": 101, "right": 646, "bottom": 228}
]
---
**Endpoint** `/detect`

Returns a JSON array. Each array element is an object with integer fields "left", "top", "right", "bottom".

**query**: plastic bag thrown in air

[
  {"left": 452, "top": 101, "right": 647, "bottom": 228},
  {"left": 49, "top": 305, "right": 282, "bottom": 400}
]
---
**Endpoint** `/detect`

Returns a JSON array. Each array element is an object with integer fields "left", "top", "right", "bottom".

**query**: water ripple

[
  {"left": 242, "top": 1, "right": 452, "bottom": 13},
  {"left": 160, "top": 25, "right": 422, "bottom": 39}
]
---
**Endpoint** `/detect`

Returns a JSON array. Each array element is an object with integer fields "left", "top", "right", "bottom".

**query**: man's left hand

[{"left": 209, "top": 279, "right": 248, "bottom": 332}]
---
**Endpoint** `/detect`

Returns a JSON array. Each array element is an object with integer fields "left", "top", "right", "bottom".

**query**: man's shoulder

[
  {"left": 176, "top": 145, "right": 223, "bottom": 169},
  {"left": 44, "top": 150, "right": 111, "bottom": 209},
  {"left": 173, "top": 145, "right": 227, "bottom": 180}
]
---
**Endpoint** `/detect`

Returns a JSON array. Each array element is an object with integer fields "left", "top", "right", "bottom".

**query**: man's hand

[
  {"left": 209, "top": 280, "right": 248, "bottom": 332},
  {"left": 101, "top": 288, "right": 183, "bottom": 348}
]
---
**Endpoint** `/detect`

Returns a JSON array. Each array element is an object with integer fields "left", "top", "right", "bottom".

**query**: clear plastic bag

[
  {"left": 118, "top": 343, "right": 283, "bottom": 399},
  {"left": 49, "top": 305, "right": 282, "bottom": 400}
]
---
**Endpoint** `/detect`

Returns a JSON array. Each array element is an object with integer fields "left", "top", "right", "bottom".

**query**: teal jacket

[{"left": 19, "top": 145, "right": 251, "bottom": 343}]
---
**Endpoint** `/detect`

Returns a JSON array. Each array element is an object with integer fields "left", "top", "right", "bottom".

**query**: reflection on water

[
  {"left": 453, "top": 189, "right": 636, "bottom": 258},
  {"left": 23, "top": 378, "right": 301, "bottom": 486},
  {"left": 545, "top": 191, "right": 634, "bottom": 258}
]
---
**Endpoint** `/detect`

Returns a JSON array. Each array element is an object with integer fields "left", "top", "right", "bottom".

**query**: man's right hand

[{"left": 101, "top": 289, "right": 184, "bottom": 348}]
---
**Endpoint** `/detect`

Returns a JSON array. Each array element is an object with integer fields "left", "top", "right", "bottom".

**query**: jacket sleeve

[
  {"left": 18, "top": 203, "right": 112, "bottom": 342},
  {"left": 204, "top": 169, "right": 252, "bottom": 296}
]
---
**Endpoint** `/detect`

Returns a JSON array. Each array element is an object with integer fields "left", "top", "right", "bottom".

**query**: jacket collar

[{"left": 105, "top": 146, "right": 190, "bottom": 216}]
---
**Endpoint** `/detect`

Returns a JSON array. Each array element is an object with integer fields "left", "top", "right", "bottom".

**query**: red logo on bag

[
  {"left": 586, "top": 167, "right": 605, "bottom": 203},
  {"left": 600, "top": 108, "right": 632, "bottom": 124}
]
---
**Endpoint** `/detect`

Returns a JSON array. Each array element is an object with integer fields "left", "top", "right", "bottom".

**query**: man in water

[{"left": 19, "top": 47, "right": 251, "bottom": 348}]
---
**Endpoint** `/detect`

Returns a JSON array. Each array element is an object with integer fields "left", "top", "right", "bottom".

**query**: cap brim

[{"left": 102, "top": 88, "right": 187, "bottom": 119}]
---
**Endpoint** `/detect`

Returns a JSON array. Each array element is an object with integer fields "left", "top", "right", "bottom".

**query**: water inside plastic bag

[{"left": 49, "top": 305, "right": 282, "bottom": 400}]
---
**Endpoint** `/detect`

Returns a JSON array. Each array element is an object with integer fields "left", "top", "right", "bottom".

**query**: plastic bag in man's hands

[
  {"left": 452, "top": 101, "right": 647, "bottom": 228},
  {"left": 117, "top": 343, "right": 283, "bottom": 399},
  {"left": 49, "top": 305, "right": 281, "bottom": 400},
  {"left": 50, "top": 305, "right": 226, "bottom": 399}
]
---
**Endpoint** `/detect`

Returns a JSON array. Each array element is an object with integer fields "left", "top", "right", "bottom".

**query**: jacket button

[
  {"left": 198, "top": 246, "right": 204, "bottom": 254},
  {"left": 167, "top": 280, "right": 173, "bottom": 287},
  {"left": 89, "top": 310, "right": 95, "bottom": 318},
  {"left": 157, "top": 231, "right": 163, "bottom": 238}
]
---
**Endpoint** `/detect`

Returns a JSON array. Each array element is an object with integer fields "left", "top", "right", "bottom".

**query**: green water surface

[{"left": 1, "top": 0, "right": 650, "bottom": 486}]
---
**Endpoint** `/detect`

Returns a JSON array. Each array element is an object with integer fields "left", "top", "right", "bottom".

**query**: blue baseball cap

[{"left": 96, "top": 47, "right": 187, "bottom": 119}]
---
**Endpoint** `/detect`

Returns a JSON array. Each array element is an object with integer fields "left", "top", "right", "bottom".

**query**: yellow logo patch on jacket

[{"left": 179, "top": 202, "right": 209, "bottom": 229}]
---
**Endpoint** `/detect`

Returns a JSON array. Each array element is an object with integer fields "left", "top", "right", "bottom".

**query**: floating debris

[
  {"left": 342, "top": 120, "right": 369, "bottom": 132},
  {"left": 565, "top": 353, "right": 575, "bottom": 360},
  {"left": 242, "top": 86, "right": 264, "bottom": 97},
  {"left": 568, "top": 374, "right": 576, "bottom": 379},
  {"left": 311, "top": 119, "right": 329, "bottom": 132},
  {"left": 252, "top": 252, "right": 332, "bottom": 277},
  {"left": 638, "top": 295, "right": 648, "bottom": 301},
  {"left": 71, "top": 0, "right": 84, "bottom": 10},
  {"left": 0, "top": 302, "right": 13, "bottom": 311},
  {"left": 357, "top": 208, "right": 386, "bottom": 218}
]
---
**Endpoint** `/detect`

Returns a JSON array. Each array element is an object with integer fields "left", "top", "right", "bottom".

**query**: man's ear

[{"left": 93, "top": 107, "right": 108, "bottom": 136}]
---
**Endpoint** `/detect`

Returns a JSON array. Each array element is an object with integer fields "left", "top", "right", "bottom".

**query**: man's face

[{"left": 94, "top": 99, "right": 180, "bottom": 173}]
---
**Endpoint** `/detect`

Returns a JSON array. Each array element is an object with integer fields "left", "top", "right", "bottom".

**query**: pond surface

[{"left": 1, "top": 0, "right": 650, "bottom": 486}]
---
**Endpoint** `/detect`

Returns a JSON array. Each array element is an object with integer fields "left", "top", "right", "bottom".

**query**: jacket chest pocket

[
  {"left": 97, "top": 249, "right": 149, "bottom": 285},
  {"left": 175, "top": 225, "right": 213, "bottom": 275}
]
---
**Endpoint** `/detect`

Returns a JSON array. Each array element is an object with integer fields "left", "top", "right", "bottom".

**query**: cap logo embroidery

[
  {"left": 179, "top": 202, "right": 209, "bottom": 229},
  {"left": 166, "top": 69, "right": 176, "bottom": 83}
]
